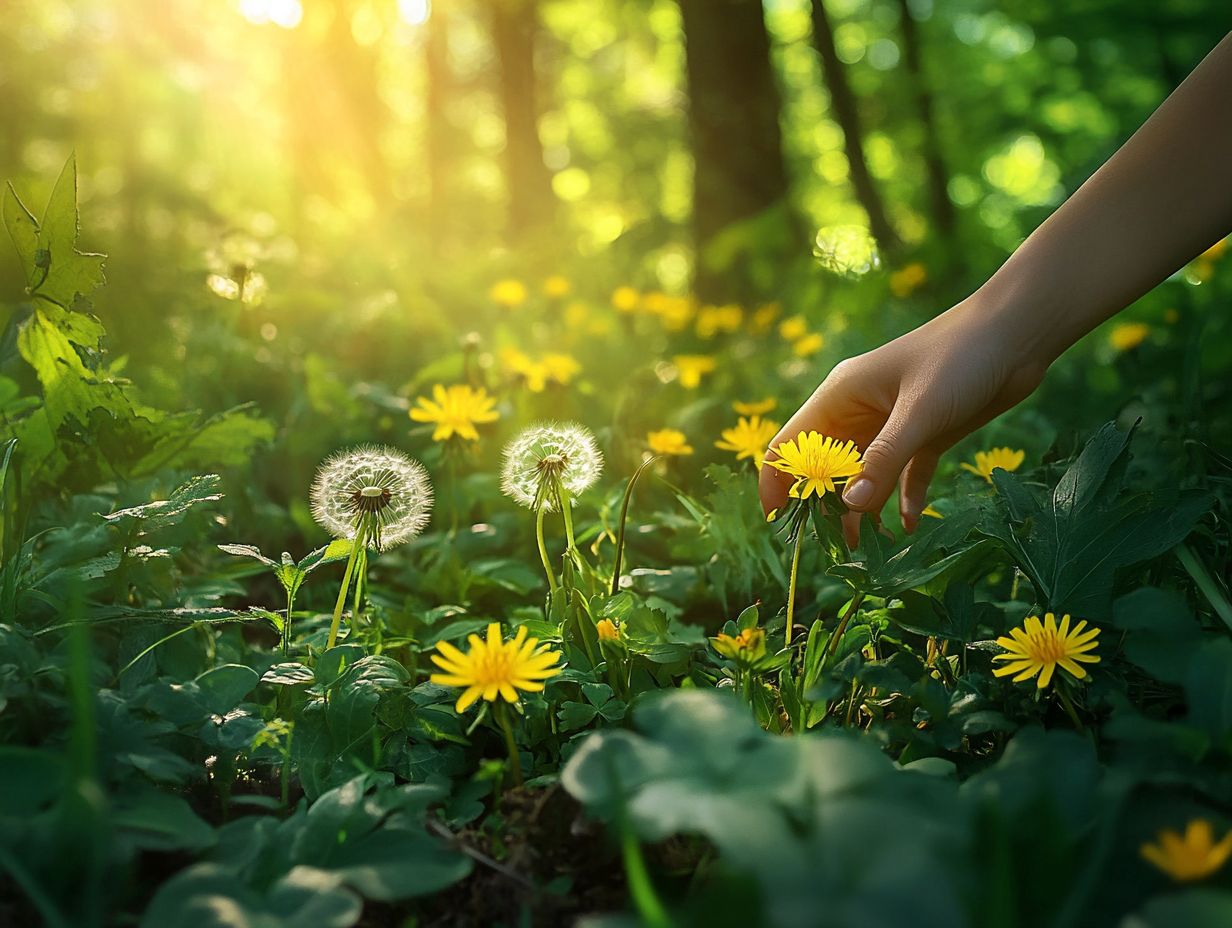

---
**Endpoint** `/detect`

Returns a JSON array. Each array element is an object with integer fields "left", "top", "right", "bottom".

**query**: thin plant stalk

[
  {"left": 326, "top": 517, "right": 368, "bottom": 650},
  {"left": 283, "top": 587, "right": 295, "bottom": 655},
  {"left": 1056, "top": 685, "right": 1087, "bottom": 735},
  {"left": 824, "top": 592, "right": 866, "bottom": 663},
  {"left": 621, "top": 821, "right": 674, "bottom": 928},
  {"left": 785, "top": 530, "right": 804, "bottom": 649},
  {"left": 610, "top": 455, "right": 659, "bottom": 595},
  {"left": 495, "top": 702, "right": 523, "bottom": 787},
  {"left": 535, "top": 507, "right": 558, "bottom": 593}
]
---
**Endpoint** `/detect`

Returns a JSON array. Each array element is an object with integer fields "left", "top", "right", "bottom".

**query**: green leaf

[
  {"left": 112, "top": 789, "right": 216, "bottom": 852},
  {"left": 979, "top": 423, "right": 1213, "bottom": 620},
  {"left": 194, "top": 664, "right": 260, "bottom": 715},
  {"left": 105, "top": 475, "right": 224, "bottom": 533}
]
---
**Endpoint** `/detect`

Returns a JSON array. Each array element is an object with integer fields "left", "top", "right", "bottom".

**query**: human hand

[{"left": 758, "top": 294, "right": 1050, "bottom": 544}]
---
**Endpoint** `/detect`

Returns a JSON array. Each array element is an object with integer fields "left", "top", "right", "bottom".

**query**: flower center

[
  {"left": 1026, "top": 629, "right": 1066, "bottom": 663},
  {"left": 350, "top": 484, "right": 393, "bottom": 515}
]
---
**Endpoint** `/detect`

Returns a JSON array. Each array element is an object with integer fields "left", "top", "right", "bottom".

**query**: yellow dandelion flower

[
  {"left": 596, "top": 619, "right": 621, "bottom": 641},
  {"left": 750, "top": 301, "right": 781, "bottom": 333},
  {"left": 992, "top": 612, "right": 1100, "bottom": 690},
  {"left": 1141, "top": 820, "right": 1232, "bottom": 883},
  {"left": 429, "top": 623, "right": 562, "bottom": 713},
  {"left": 793, "top": 332, "right": 825, "bottom": 357},
  {"left": 696, "top": 304, "right": 743, "bottom": 338},
  {"left": 779, "top": 315, "right": 809, "bottom": 342},
  {"left": 889, "top": 261, "right": 928, "bottom": 298},
  {"left": 409, "top": 384, "right": 500, "bottom": 442},
  {"left": 673, "top": 354, "right": 717, "bottom": 389},
  {"left": 647, "top": 428, "right": 693, "bottom": 456},
  {"left": 1109, "top": 322, "right": 1150, "bottom": 352},
  {"left": 733, "top": 398, "right": 776, "bottom": 416},
  {"left": 658, "top": 295, "right": 695, "bottom": 331},
  {"left": 543, "top": 275, "right": 571, "bottom": 298},
  {"left": 542, "top": 352, "right": 581, "bottom": 386},
  {"left": 490, "top": 279, "right": 528, "bottom": 309},
  {"left": 961, "top": 447, "right": 1025, "bottom": 482},
  {"left": 766, "top": 431, "right": 863, "bottom": 500},
  {"left": 711, "top": 627, "right": 766, "bottom": 662},
  {"left": 611, "top": 286, "right": 641, "bottom": 313},
  {"left": 715, "top": 416, "right": 780, "bottom": 469}
]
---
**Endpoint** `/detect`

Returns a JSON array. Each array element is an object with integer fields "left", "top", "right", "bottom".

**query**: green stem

[
  {"left": 1056, "top": 685, "right": 1087, "bottom": 735},
  {"left": 824, "top": 593, "right": 866, "bottom": 663},
  {"left": 283, "top": 588, "right": 295, "bottom": 655},
  {"left": 785, "top": 530, "right": 804, "bottom": 649},
  {"left": 326, "top": 518, "right": 368, "bottom": 650},
  {"left": 622, "top": 824, "right": 674, "bottom": 928},
  {"left": 115, "top": 623, "right": 196, "bottom": 681},
  {"left": 535, "top": 507, "right": 558, "bottom": 594},
  {"left": 496, "top": 702, "right": 523, "bottom": 787}
]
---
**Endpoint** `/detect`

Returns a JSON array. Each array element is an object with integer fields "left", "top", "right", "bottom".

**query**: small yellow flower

[
  {"left": 711, "top": 627, "right": 766, "bottom": 662},
  {"left": 409, "top": 384, "right": 500, "bottom": 442},
  {"left": 733, "top": 398, "right": 776, "bottom": 416},
  {"left": 961, "top": 447, "right": 1025, "bottom": 482},
  {"left": 490, "top": 279, "right": 528, "bottom": 309},
  {"left": 1109, "top": 322, "right": 1150, "bottom": 352},
  {"left": 1141, "top": 820, "right": 1232, "bottom": 883},
  {"left": 657, "top": 295, "right": 695, "bottom": 331},
  {"left": 543, "top": 275, "right": 571, "bottom": 298},
  {"left": 889, "top": 261, "right": 928, "bottom": 298},
  {"left": 647, "top": 428, "right": 693, "bottom": 456},
  {"left": 542, "top": 352, "right": 581, "bottom": 386},
  {"left": 767, "top": 431, "right": 863, "bottom": 500},
  {"left": 779, "top": 315, "right": 809, "bottom": 342},
  {"left": 501, "top": 348, "right": 550, "bottom": 392},
  {"left": 611, "top": 286, "right": 641, "bottom": 313},
  {"left": 429, "top": 623, "right": 562, "bottom": 713},
  {"left": 596, "top": 619, "right": 621, "bottom": 642},
  {"left": 672, "top": 355, "right": 717, "bottom": 389},
  {"left": 696, "top": 304, "right": 743, "bottom": 338},
  {"left": 716, "top": 416, "right": 780, "bottom": 469},
  {"left": 793, "top": 332, "right": 825, "bottom": 357},
  {"left": 992, "top": 612, "right": 1100, "bottom": 690},
  {"left": 750, "top": 302, "right": 781, "bottom": 333}
]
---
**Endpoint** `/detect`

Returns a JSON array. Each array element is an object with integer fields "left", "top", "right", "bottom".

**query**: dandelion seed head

[
  {"left": 500, "top": 422, "right": 603, "bottom": 510},
  {"left": 310, "top": 444, "right": 433, "bottom": 549}
]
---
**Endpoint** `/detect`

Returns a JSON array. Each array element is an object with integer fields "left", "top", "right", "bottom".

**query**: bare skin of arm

[{"left": 759, "top": 32, "right": 1232, "bottom": 544}]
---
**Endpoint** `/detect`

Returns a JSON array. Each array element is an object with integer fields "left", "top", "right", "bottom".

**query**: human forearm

[{"left": 974, "top": 32, "right": 1232, "bottom": 367}]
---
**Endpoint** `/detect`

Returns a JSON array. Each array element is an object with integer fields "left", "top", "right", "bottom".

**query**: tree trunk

[
  {"left": 490, "top": 0, "right": 555, "bottom": 239},
  {"left": 809, "top": 0, "right": 899, "bottom": 250},
  {"left": 678, "top": 0, "right": 793, "bottom": 302},
  {"left": 895, "top": 0, "right": 955, "bottom": 240}
]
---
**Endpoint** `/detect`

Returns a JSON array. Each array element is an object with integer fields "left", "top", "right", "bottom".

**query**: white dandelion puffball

[
  {"left": 310, "top": 445, "right": 433, "bottom": 549},
  {"left": 500, "top": 422, "right": 604, "bottom": 510}
]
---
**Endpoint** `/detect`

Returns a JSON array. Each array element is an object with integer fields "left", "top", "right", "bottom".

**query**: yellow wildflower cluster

[
  {"left": 695, "top": 304, "right": 743, "bottom": 339},
  {"left": 778, "top": 314, "right": 825, "bottom": 357},
  {"left": 501, "top": 348, "right": 582, "bottom": 392}
]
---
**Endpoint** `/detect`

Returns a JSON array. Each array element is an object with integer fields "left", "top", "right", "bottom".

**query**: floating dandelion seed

[
  {"left": 310, "top": 445, "right": 433, "bottom": 550},
  {"left": 500, "top": 423, "right": 603, "bottom": 511}
]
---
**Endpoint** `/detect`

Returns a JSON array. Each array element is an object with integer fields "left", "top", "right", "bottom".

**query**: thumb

[{"left": 842, "top": 406, "right": 929, "bottom": 514}]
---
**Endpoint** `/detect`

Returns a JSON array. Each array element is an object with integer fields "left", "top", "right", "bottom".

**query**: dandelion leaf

[{"left": 980, "top": 422, "right": 1213, "bottom": 619}]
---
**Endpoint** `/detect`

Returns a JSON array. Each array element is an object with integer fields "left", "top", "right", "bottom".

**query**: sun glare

[
  {"left": 239, "top": 0, "right": 303, "bottom": 29},
  {"left": 397, "top": 0, "right": 431, "bottom": 26}
]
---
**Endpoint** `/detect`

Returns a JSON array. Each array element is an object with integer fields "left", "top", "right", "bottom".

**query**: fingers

[
  {"left": 841, "top": 404, "right": 930, "bottom": 515},
  {"left": 898, "top": 450, "right": 940, "bottom": 534},
  {"left": 758, "top": 446, "right": 793, "bottom": 516}
]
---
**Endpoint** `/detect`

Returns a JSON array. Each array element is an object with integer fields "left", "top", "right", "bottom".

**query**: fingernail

[{"left": 842, "top": 476, "right": 874, "bottom": 509}]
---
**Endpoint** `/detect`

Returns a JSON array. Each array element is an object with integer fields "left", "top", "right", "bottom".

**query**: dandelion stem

[
  {"left": 495, "top": 702, "right": 523, "bottom": 787},
  {"left": 326, "top": 517, "right": 368, "bottom": 650},
  {"left": 535, "top": 507, "right": 558, "bottom": 594},
  {"left": 1056, "top": 685, "right": 1087, "bottom": 735},
  {"left": 621, "top": 822, "right": 674, "bottom": 928},
  {"left": 785, "top": 530, "right": 804, "bottom": 649},
  {"left": 824, "top": 592, "right": 865, "bottom": 667}
]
